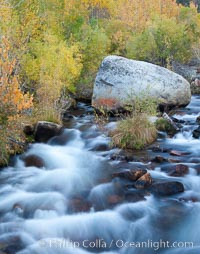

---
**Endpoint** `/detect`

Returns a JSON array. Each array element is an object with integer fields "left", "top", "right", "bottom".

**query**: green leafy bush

[
  {"left": 155, "top": 118, "right": 177, "bottom": 135},
  {"left": 126, "top": 16, "right": 194, "bottom": 66}
]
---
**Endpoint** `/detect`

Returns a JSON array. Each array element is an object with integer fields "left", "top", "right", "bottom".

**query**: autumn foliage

[{"left": 0, "top": 36, "right": 33, "bottom": 124}]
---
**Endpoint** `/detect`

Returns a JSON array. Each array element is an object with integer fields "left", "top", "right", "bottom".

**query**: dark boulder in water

[
  {"left": 34, "top": 121, "right": 64, "bottom": 143},
  {"left": 151, "top": 181, "right": 184, "bottom": 196},
  {"left": 168, "top": 164, "right": 189, "bottom": 177},
  {"left": 134, "top": 173, "right": 152, "bottom": 189},
  {"left": 192, "top": 126, "right": 200, "bottom": 139},
  {"left": 23, "top": 154, "right": 45, "bottom": 168},
  {"left": 112, "top": 169, "right": 147, "bottom": 181}
]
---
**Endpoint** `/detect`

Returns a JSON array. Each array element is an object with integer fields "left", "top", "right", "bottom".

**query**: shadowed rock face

[{"left": 92, "top": 55, "right": 191, "bottom": 111}]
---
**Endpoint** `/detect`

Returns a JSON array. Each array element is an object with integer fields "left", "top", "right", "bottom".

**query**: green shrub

[
  {"left": 155, "top": 118, "right": 177, "bottom": 135},
  {"left": 126, "top": 16, "right": 194, "bottom": 67}
]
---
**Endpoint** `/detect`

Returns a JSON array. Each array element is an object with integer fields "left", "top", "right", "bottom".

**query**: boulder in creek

[
  {"left": 134, "top": 173, "right": 152, "bottom": 189},
  {"left": 112, "top": 169, "right": 147, "bottom": 181},
  {"left": 196, "top": 115, "right": 200, "bottom": 125},
  {"left": 192, "top": 126, "right": 200, "bottom": 139},
  {"left": 92, "top": 56, "right": 191, "bottom": 112},
  {"left": 34, "top": 121, "right": 64, "bottom": 143},
  {"left": 169, "top": 164, "right": 189, "bottom": 177},
  {"left": 23, "top": 124, "right": 34, "bottom": 136},
  {"left": 151, "top": 181, "right": 184, "bottom": 196},
  {"left": 161, "top": 164, "right": 189, "bottom": 177},
  {"left": 23, "top": 154, "right": 45, "bottom": 168}
]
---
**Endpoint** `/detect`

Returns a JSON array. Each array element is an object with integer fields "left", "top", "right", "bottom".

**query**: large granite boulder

[{"left": 92, "top": 56, "right": 191, "bottom": 111}]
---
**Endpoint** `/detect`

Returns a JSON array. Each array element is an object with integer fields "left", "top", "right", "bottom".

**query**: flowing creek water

[{"left": 1, "top": 96, "right": 200, "bottom": 254}]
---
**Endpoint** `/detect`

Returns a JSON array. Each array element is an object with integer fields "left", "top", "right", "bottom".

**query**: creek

[{"left": 1, "top": 96, "right": 200, "bottom": 254}]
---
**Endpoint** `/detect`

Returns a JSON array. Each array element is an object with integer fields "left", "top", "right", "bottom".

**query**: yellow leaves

[
  {"left": 64, "top": 0, "right": 115, "bottom": 21},
  {"left": 0, "top": 1, "right": 12, "bottom": 30},
  {"left": 0, "top": 36, "right": 33, "bottom": 124},
  {"left": 25, "top": 32, "right": 83, "bottom": 113},
  {"left": 115, "top": 0, "right": 181, "bottom": 32}
]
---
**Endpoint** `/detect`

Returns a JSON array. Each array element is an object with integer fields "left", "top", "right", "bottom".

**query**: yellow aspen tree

[
  {"left": 115, "top": 0, "right": 180, "bottom": 32},
  {"left": 0, "top": 36, "right": 33, "bottom": 124}
]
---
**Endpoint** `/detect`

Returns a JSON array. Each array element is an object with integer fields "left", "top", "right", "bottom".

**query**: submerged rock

[
  {"left": 125, "top": 192, "right": 146, "bottom": 203},
  {"left": 170, "top": 150, "right": 190, "bottom": 156},
  {"left": 34, "top": 121, "right": 64, "bottom": 143},
  {"left": 151, "top": 155, "right": 168, "bottom": 163},
  {"left": 23, "top": 154, "right": 45, "bottom": 168},
  {"left": 68, "top": 198, "right": 92, "bottom": 213},
  {"left": 92, "top": 55, "right": 191, "bottom": 112},
  {"left": 0, "top": 235, "right": 24, "bottom": 254},
  {"left": 168, "top": 164, "right": 189, "bottom": 177},
  {"left": 161, "top": 164, "right": 189, "bottom": 177},
  {"left": 107, "top": 194, "right": 124, "bottom": 206},
  {"left": 151, "top": 181, "right": 184, "bottom": 196}
]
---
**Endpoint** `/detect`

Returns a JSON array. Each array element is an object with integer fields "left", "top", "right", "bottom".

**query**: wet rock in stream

[
  {"left": 125, "top": 192, "right": 146, "bottom": 202},
  {"left": 88, "top": 181, "right": 125, "bottom": 211},
  {"left": 34, "top": 121, "right": 64, "bottom": 143},
  {"left": 89, "top": 142, "right": 110, "bottom": 152},
  {"left": 151, "top": 146, "right": 170, "bottom": 153},
  {"left": 196, "top": 115, "right": 200, "bottom": 124},
  {"left": 194, "top": 164, "right": 200, "bottom": 174},
  {"left": 23, "top": 154, "right": 45, "bottom": 168},
  {"left": 169, "top": 150, "right": 190, "bottom": 156},
  {"left": 151, "top": 181, "right": 184, "bottom": 196},
  {"left": 112, "top": 169, "right": 147, "bottom": 181},
  {"left": 68, "top": 198, "right": 92, "bottom": 213},
  {"left": 0, "top": 235, "right": 24, "bottom": 254},
  {"left": 106, "top": 194, "right": 125, "bottom": 206},
  {"left": 151, "top": 155, "right": 168, "bottom": 163},
  {"left": 161, "top": 164, "right": 189, "bottom": 177},
  {"left": 168, "top": 164, "right": 189, "bottom": 177},
  {"left": 134, "top": 173, "right": 152, "bottom": 189},
  {"left": 192, "top": 125, "right": 200, "bottom": 139},
  {"left": 179, "top": 196, "right": 199, "bottom": 203},
  {"left": 110, "top": 153, "right": 135, "bottom": 162}
]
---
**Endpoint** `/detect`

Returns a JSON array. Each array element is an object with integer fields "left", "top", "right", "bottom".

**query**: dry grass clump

[{"left": 110, "top": 113, "right": 157, "bottom": 150}]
